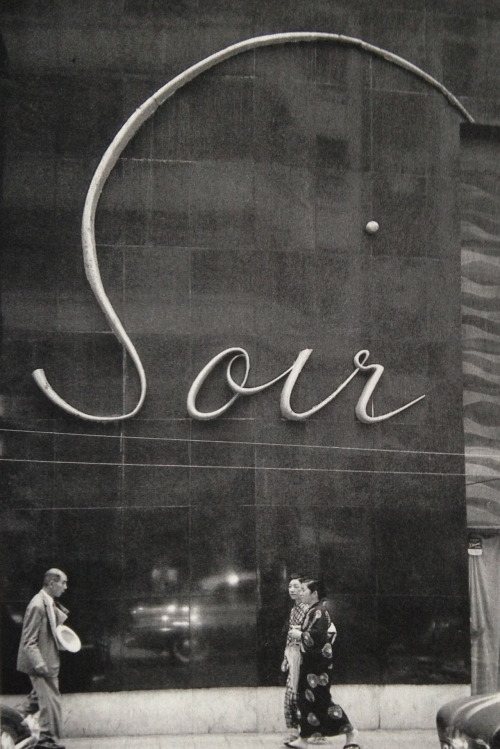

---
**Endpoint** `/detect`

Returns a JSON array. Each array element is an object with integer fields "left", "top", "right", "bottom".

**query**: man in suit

[{"left": 17, "top": 568, "right": 69, "bottom": 749}]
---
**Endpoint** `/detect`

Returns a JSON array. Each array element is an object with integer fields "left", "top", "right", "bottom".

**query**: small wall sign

[{"left": 468, "top": 537, "right": 483, "bottom": 556}]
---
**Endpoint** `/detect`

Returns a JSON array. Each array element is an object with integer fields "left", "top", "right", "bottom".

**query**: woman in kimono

[
  {"left": 281, "top": 576, "right": 309, "bottom": 741},
  {"left": 284, "top": 579, "right": 361, "bottom": 749}
]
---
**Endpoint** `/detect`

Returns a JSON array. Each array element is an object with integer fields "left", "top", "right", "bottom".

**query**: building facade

[{"left": 1, "top": 0, "right": 499, "bottom": 737}]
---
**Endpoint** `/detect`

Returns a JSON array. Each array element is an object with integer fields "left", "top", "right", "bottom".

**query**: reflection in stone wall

[{"left": 0, "top": 1, "right": 492, "bottom": 696}]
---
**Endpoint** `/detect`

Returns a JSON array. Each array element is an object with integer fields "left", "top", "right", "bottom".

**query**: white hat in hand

[{"left": 56, "top": 624, "right": 81, "bottom": 652}]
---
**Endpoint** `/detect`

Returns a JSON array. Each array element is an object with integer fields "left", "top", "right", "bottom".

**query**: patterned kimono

[
  {"left": 282, "top": 601, "right": 308, "bottom": 729},
  {"left": 296, "top": 600, "right": 353, "bottom": 739}
]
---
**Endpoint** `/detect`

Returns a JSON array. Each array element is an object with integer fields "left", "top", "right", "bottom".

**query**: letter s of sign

[{"left": 30, "top": 33, "right": 472, "bottom": 421}]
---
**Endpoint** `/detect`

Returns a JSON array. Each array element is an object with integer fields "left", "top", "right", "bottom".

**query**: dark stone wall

[{"left": 2, "top": 0, "right": 498, "bottom": 693}]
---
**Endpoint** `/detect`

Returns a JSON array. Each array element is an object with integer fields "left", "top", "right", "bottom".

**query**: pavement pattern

[{"left": 63, "top": 730, "right": 438, "bottom": 748}]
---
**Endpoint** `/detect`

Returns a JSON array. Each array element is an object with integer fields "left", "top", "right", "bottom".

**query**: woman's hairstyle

[
  {"left": 288, "top": 573, "right": 305, "bottom": 582},
  {"left": 302, "top": 578, "right": 327, "bottom": 600}
]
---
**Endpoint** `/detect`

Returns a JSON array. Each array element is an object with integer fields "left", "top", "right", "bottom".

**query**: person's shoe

[
  {"left": 344, "top": 727, "right": 361, "bottom": 748},
  {"left": 36, "top": 736, "right": 65, "bottom": 749}
]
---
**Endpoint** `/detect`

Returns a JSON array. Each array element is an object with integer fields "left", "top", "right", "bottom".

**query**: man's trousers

[{"left": 29, "top": 673, "right": 63, "bottom": 740}]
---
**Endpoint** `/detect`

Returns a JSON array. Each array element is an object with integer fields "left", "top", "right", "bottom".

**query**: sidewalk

[{"left": 63, "top": 731, "right": 437, "bottom": 748}]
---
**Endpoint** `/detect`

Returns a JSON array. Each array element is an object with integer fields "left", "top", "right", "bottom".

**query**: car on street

[{"left": 436, "top": 692, "right": 500, "bottom": 748}]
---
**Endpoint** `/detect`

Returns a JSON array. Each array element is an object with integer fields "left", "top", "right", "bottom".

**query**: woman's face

[
  {"left": 301, "top": 583, "right": 316, "bottom": 605},
  {"left": 288, "top": 578, "right": 303, "bottom": 600}
]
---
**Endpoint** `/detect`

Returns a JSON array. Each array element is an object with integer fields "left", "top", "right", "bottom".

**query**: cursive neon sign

[
  {"left": 31, "top": 33, "right": 472, "bottom": 423},
  {"left": 187, "top": 347, "right": 425, "bottom": 422}
]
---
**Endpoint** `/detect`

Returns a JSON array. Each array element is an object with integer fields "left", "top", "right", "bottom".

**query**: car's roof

[{"left": 437, "top": 692, "right": 500, "bottom": 742}]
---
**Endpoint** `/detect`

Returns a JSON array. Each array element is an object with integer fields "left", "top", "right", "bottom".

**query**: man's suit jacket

[{"left": 17, "top": 591, "right": 68, "bottom": 677}]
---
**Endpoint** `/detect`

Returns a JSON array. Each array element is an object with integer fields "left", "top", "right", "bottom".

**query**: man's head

[{"left": 43, "top": 568, "right": 68, "bottom": 598}]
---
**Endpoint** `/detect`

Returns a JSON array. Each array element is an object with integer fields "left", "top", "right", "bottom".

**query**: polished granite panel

[
  {"left": 254, "top": 164, "right": 315, "bottom": 252},
  {"left": 1, "top": 459, "right": 54, "bottom": 509},
  {"left": 189, "top": 162, "right": 255, "bottom": 250},
  {"left": 54, "top": 463, "right": 122, "bottom": 508},
  {"left": 1, "top": 423, "right": 54, "bottom": 462},
  {"left": 54, "top": 75, "right": 123, "bottom": 158},
  {"left": 1, "top": 510, "right": 56, "bottom": 601},
  {"left": 251, "top": 1, "right": 324, "bottom": 35},
  {"left": 55, "top": 245, "right": 124, "bottom": 333},
  {"left": 179, "top": 75, "right": 254, "bottom": 162},
  {"left": 125, "top": 334, "right": 191, "bottom": 420},
  {"left": 253, "top": 78, "right": 316, "bottom": 168},
  {"left": 255, "top": 440, "right": 376, "bottom": 474},
  {"left": 0, "top": 4, "right": 476, "bottom": 694},
  {"left": 190, "top": 417, "right": 256, "bottom": 445},
  {"left": 53, "top": 429, "right": 121, "bottom": 465},
  {"left": 426, "top": 11, "right": 500, "bottom": 101},
  {"left": 3, "top": 155, "right": 56, "bottom": 218},
  {"left": 190, "top": 467, "right": 255, "bottom": 506},
  {"left": 371, "top": 90, "right": 440, "bottom": 175},
  {"left": 322, "top": 594, "right": 381, "bottom": 684},
  {"left": 123, "top": 465, "right": 190, "bottom": 506},
  {"left": 369, "top": 258, "right": 458, "bottom": 345},
  {"left": 190, "top": 505, "right": 256, "bottom": 585},
  {"left": 371, "top": 174, "right": 452, "bottom": 258},
  {"left": 377, "top": 595, "right": 470, "bottom": 684},
  {"left": 360, "top": 8, "right": 427, "bottom": 82},
  {"left": 123, "top": 422, "right": 190, "bottom": 467},
  {"left": 53, "top": 508, "right": 124, "bottom": 597},
  {"left": 122, "top": 506, "right": 189, "bottom": 593},
  {"left": 32, "top": 333, "right": 125, "bottom": 418},
  {"left": 315, "top": 170, "right": 367, "bottom": 253},
  {"left": 1, "top": 207, "right": 58, "bottom": 246},
  {"left": 150, "top": 161, "right": 191, "bottom": 246},
  {"left": 256, "top": 467, "right": 376, "bottom": 508},
  {"left": 3, "top": 74, "right": 59, "bottom": 156},
  {"left": 121, "top": 247, "right": 190, "bottom": 334},
  {"left": 190, "top": 439, "right": 254, "bottom": 467},
  {"left": 191, "top": 249, "right": 258, "bottom": 297},
  {"left": 376, "top": 508, "right": 468, "bottom": 597},
  {"left": 55, "top": 26, "right": 125, "bottom": 76},
  {"left": 318, "top": 252, "right": 371, "bottom": 331},
  {"left": 257, "top": 506, "right": 376, "bottom": 594},
  {"left": 96, "top": 161, "right": 150, "bottom": 247},
  {"left": 254, "top": 252, "right": 317, "bottom": 327},
  {"left": 189, "top": 592, "right": 258, "bottom": 689},
  {"left": 124, "top": 0, "right": 197, "bottom": 22},
  {"left": 191, "top": 248, "right": 259, "bottom": 336},
  {"left": 0, "top": 339, "right": 55, "bottom": 421},
  {"left": 121, "top": 78, "right": 155, "bottom": 159},
  {"left": 253, "top": 419, "right": 377, "bottom": 469}
]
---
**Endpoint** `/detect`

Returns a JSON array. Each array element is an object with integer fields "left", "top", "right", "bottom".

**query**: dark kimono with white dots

[{"left": 296, "top": 600, "right": 353, "bottom": 738}]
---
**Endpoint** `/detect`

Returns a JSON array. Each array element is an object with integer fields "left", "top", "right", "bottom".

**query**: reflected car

[
  {"left": 126, "top": 598, "right": 205, "bottom": 663},
  {"left": 436, "top": 692, "right": 500, "bottom": 748},
  {"left": 120, "top": 571, "right": 257, "bottom": 665}
]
